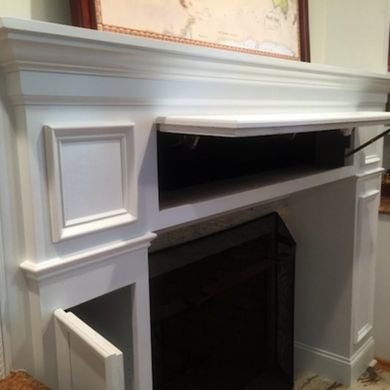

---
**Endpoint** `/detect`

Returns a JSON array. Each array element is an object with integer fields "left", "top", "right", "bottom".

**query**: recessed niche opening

[
  {"left": 157, "top": 130, "right": 351, "bottom": 209},
  {"left": 149, "top": 212, "right": 296, "bottom": 390},
  {"left": 67, "top": 285, "right": 134, "bottom": 389}
]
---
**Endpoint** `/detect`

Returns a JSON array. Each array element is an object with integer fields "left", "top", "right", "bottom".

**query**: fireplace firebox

[{"left": 149, "top": 213, "right": 296, "bottom": 390}]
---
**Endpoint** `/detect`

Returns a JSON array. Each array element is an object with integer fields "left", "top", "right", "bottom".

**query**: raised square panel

[
  {"left": 352, "top": 189, "right": 380, "bottom": 344},
  {"left": 45, "top": 124, "right": 137, "bottom": 242}
]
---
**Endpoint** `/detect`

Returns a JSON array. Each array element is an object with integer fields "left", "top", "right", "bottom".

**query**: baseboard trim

[{"left": 295, "top": 337, "right": 374, "bottom": 385}]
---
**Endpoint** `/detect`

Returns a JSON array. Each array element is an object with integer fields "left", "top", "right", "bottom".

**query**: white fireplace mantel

[
  {"left": 157, "top": 112, "right": 390, "bottom": 136},
  {"left": 1, "top": 17, "right": 390, "bottom": 108},
  {"left": 1, "top": 17, "right": 390, "bottom": 389}
]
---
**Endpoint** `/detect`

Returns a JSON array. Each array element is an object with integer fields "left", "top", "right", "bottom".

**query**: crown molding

[{"left": 1, "top": 17, "right": 390, "bottom": 96}]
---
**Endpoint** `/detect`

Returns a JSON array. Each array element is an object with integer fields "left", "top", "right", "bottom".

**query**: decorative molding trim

[
  {"left": 44, "top": 123, "right": 137, "bottom": 242},
  {"left": 352, "top": 190, "right": 380, "bottom": 345},
  {"left": 8, "top": 95, "right": 383, "bottom": 109},
  {"left": 0, "top": 201, "right": 8, "bottom": 379},
  {"left": 356, "top": 324, "right": 373, "bottom": 345},
  {"left": 295, "top": 337, "right": 375, "bottom": 385},
  {"left": 356, "top": 167, "right": 384, "bottom": 179},
  {"left": 350, "top": 337, "right": 376, "bottom": 382},
  {"left": 20, "top": 232, "right": 156, "bottom": 282},
  {"left": 365, "top": 155, "right": 382, "bottom": 166},
  {"left": 157, "top": 112, "right": 390, "bottom": 138},
  {"left": 359, "top": 189, "right": 381, "bottom": 202},
  {"left": 1, "top": 18, "right": 390, "bottom": 96}
]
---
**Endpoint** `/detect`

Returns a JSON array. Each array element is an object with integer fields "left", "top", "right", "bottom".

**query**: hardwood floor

[{"left": 295, "top": 366, "right": 390, "bottom": 390}]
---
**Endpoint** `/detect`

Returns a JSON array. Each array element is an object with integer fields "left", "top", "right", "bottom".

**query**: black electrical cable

[{"left": 345, "top": 127, "right": 390, "bottom": 157}]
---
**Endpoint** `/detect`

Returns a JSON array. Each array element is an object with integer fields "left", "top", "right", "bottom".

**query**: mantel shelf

[{"left": 157, "top": 111, "right": 390, "bottom": 137}]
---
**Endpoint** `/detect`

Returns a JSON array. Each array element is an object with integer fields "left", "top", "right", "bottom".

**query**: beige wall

[{"left": 0, "top": 0, "right": 71, "bottom": 25}]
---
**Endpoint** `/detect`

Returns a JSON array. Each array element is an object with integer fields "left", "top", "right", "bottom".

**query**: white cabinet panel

[
  {"left": 353, "top": 189, "right": 380, "bottom": 344},
  {"left": 44, "top": 124, "right": 137, "bottom": 242},
  {"left": 54, "top": 309, "right": 125, "bottom": 390},
  {"left": 355, "top": 126, "right": 383, "bottom": 169},
  {"left": 61, "top": 139, "right": 123, "bottom": 221}
]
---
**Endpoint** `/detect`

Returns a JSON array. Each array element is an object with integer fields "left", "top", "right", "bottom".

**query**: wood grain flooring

[
  {"left": 0, "top": 371, "right": 50, "bottom": 390},
  {"left": 295, "top": 366, "right": 390, "bottom": 390}
]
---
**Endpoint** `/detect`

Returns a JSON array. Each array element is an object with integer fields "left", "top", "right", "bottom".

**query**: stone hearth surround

[{"left": 1, "top": 17, "right": 390, "bottom": 389}]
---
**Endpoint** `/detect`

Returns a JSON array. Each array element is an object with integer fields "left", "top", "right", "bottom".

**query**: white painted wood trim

[
  {"left": 295, "top": 337, "right": 375, "bottom": 385},
  {"left": 54, "top": 309, "right": 125, "bottom": 390},
  {"left": 355, "top": 168, "right": 385, "bottom": 179},
  {"left": 356, "top": 324, "right": 373, "bottom": 345},
  {"left": 352, "top": 189, "right": 381, "bottom": 345},
  {"left": 1, "top": 17, "right": 390, "bottom": 113},
  {"left": 157, "top": 112, "right": 390, "bottom": 137},
  {"left": 0, "top": 209, "right": 9, "bottom": 379},
  {"left": 156, "top": 166, "right": 355, "bottom": 231},
  {"left": 0, "top": 17, "right": 390, "bottom": 87},
  {"left": 20, "top": 232, "right": 156, "bottom": 282},
  {"left": 44, "top": 123, "right": 137, "bottom": 242},
  {"left": 359, "top": 189, "right": 381, "bottom": 202},
  {"left": 364, "top": 155, "right": 382, "bottom": 166},
  {"left": 0, "top": 242, "right": 5, "bottom": 380},
  {"left": 131, "top": 278, "right": 153, "bottom": 390}
]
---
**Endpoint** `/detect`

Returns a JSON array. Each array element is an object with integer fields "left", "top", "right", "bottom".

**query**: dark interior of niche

[{"left": 157, "top": 130, "right": 351, "bottom": 194}]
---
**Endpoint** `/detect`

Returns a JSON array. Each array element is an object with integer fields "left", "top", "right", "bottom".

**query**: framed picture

[{"left": 70, "top": 0, "right": 310, "bottom": 62}]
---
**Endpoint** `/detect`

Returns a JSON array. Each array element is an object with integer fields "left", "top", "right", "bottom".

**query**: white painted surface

[
  {"left": 353, "top": 188, "right": 381, "bottom": 345},
  {"left": 0, "top": 213, "right": 6, "bottom": 379},
  {"left": 0, "top": 106, "right": 8, "bottom": 378},
  {"left": 157, "top": 166, "right": 355, "bottom": 231},
  {"left": 158, "top": 112, "right": 390, "bottom": 137},
  {"left": 288, "top": 179, "right": 356, "bottom": 359},
  {"left": 0, "top": 17, "right": 389, "bottom": 389},
  {"left": 0, "top": 78, "right": 31, "bottom": 376},
  {"left": 44, "top": 124, "right": 137, "bottom": 242},
  {"left": 61, "top": 140, "right": 123, "bottom": 220},
  {"left": 309, "top": 0, "right": 390, "bottom": 73},
  {"left": 55, "top": 309, "right": 125, "bottom": 390},
  {"left": 295, "top": 337, "right": 375, "bottom": 385},
  {"left": 1, "top": 0, "right": 388, "bottom": 74}
]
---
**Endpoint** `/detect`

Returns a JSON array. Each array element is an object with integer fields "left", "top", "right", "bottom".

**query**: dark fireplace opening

[{"left": 149, "top": 213, "right": 296, "bottom": 390}]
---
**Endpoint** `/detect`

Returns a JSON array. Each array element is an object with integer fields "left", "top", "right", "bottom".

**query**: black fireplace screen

[{"left": 149, "top": 213, "right": 296, "bottom": 390}]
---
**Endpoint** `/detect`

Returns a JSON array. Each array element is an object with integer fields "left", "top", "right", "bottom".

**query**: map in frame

[{"left": 93, "top": 0, "right": 302, "bottom": 60}]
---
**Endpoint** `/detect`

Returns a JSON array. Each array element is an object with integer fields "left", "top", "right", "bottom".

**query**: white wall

[
  {"left": 0, "top": 0, "right": 71, "bottom": 25},
  {"left": 375, "top": 214, "right": 390, "bottom": 361},
  {"left": 309, "top": 0, "right": 390, "bottom": 73}
]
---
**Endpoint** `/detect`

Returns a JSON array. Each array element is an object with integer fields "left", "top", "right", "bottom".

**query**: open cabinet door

[{"left": 54, "top": 309, "right": 125, "bottom": 390}]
